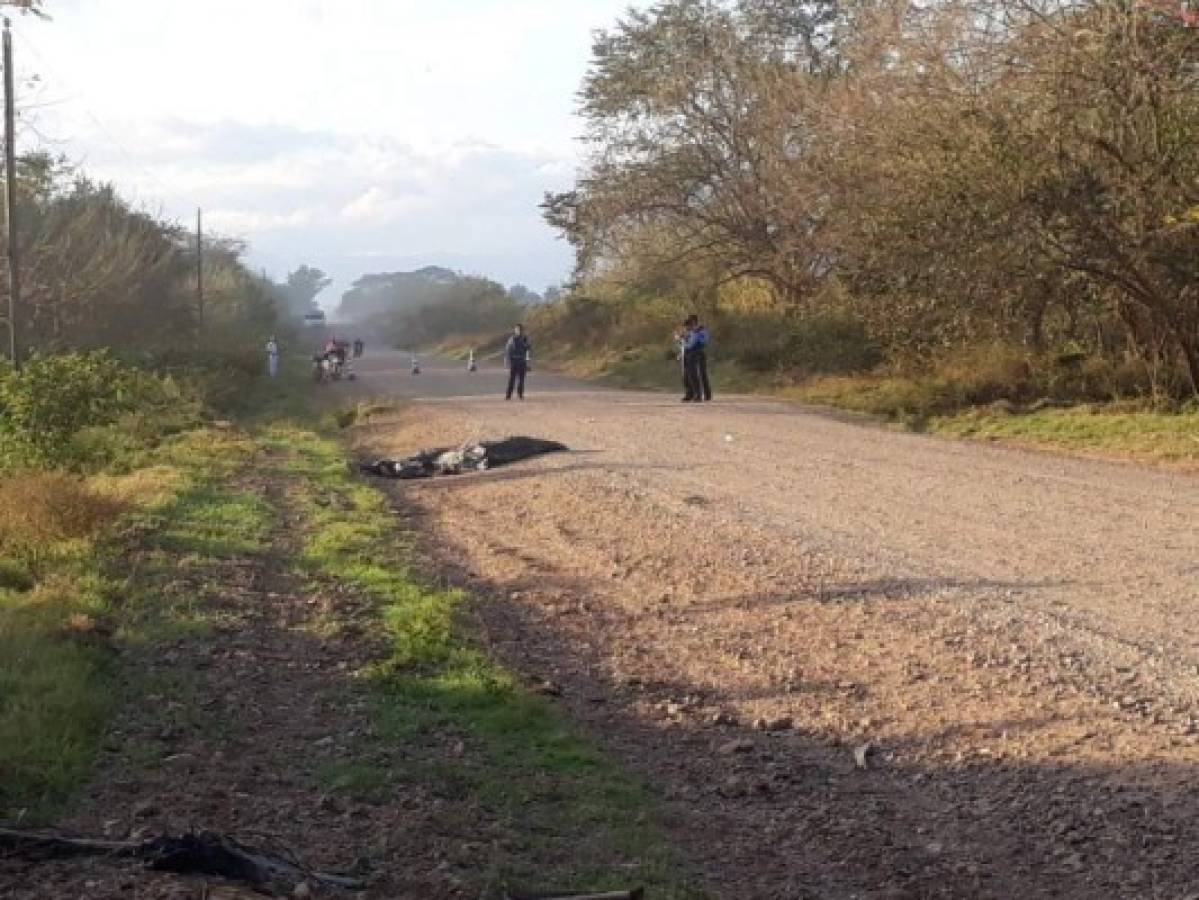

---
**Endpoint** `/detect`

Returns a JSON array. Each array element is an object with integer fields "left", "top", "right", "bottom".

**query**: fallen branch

[{"left": 0, "top": 828, "right": 363, "bottom": 893}]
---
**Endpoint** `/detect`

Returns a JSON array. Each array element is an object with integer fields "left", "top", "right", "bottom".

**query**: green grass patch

[
  {"left": 0, "top": 424, "right": 263, "bottom": 822},
  {"left": 315, "top": 760, "right": 392, "bottom": 799},
  {"left": 147, "top": 483, "right": 271, "bottom": 559},
  {"left": 275, "top": 425, "right": 701, "bottom": 898},
  {"left": 0, "top": 576, "right": 115, "bottom": 820},
  {"left": 934, "top": 405, "right": 1199, "bottom": 463}
]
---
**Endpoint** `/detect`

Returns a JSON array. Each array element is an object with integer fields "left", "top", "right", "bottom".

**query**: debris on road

[{"left": 0, "top": 828, "right": 364, "bottom": 894}]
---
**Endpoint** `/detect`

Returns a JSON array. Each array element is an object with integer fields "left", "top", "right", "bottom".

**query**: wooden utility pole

[
  {"left": 3, "top": 17, "right": 19, "bottom": 371},
  {"left": 196, "top": 207, "right": 204, "bottom": 331}
]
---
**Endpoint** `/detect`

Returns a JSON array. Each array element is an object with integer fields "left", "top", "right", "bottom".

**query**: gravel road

[{"left": 343, "top": 350, "right": 1199, "bottom": 898}]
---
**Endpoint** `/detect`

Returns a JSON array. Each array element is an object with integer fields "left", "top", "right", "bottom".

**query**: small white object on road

[{"left": 724, "top": 433, "right": 734, "bottom": 443}]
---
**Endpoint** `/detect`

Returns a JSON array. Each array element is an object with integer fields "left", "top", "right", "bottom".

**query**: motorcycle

[{"left": 312, "top": 353, "right": 345, "bottom": 383}]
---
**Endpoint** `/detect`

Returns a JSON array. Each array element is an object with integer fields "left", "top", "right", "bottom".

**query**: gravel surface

[{"left": 347, "top": 352, "right": 1199, "bottom": 898}]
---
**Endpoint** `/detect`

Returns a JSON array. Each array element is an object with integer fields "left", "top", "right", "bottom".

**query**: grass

[
  {"left": 2, "top": 366, "right": 701, "bottom": 894},
  {"left": 272, "top": 421, "right": 702, "bottom": 898},
  {"left": 315, "top": 760, "right": 392, "bottom": 799},
  {"left": 0, "top": 574, "right": 115, "bottom": 820},
  {"left": 934, "top": 405, "right": 1199, "bottom": 464},
  {"left": 0, "top": 425, "right": 265, "bottom": 822},
  {"left": 146, "top": 483, "right": 271, "bottom": 559}
]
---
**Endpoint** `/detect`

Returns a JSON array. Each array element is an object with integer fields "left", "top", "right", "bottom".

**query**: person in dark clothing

[
  {"left": 677, "top": 322, "right": 697, "bottom": 401},
  {"left": 504, "top": 323, "right": 531, "bottom": 400},
  {"left": 680, "top": 315, "right": 712, "bottom": 402},
  {"left": 693, "top": 318, "right": 712, "bottom": 401}
]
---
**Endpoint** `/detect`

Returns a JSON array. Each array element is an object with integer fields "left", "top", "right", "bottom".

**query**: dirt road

[{"left": 345, "top": 351, "right": 1198, "bottom": 898}]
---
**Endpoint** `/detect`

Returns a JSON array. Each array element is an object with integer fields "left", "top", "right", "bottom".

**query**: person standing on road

[
  {"left": 691, "top": 316, "right": 712, "bottom": 401},
  {"left": 504, "top": 323, "right": 531, "bottom": 401},
  {"left": 265, "top": 335, "right": 280, "bottom": 379},
  {"left": 676, "top": 321, "right": 694, "bottom": 401},
  {"left": 680, "top": 315, "right": 712, "bottom": 402}
]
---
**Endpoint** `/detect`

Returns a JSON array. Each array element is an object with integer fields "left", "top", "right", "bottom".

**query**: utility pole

[
  {"left": 3, "top": 17, "right": 19, "bottom": 371},
  {"left": 195, "top": 207, "right": 204, "bottom": 331}
]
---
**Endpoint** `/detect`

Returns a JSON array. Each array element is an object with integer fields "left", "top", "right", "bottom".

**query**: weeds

[
  {"left": 274, "top": 425, "right": 700, "bottom": 898},
  {"left": 0, "top": 472, "right": 126, "bottom": 567},
  {"left": 0, "top": 422, "right": 264, "bottom": 821},
  {"left": 935, "top": 406, "right": 1199, "bottom": 463}
]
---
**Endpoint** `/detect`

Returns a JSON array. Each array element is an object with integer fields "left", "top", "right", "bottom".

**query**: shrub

[
  {"left": 785, "top": 316, "right": 883, "bottom": 375},
  {"left": 726, "top": 313, "right": 882, "bottom": 375},
  {"left": 0, "top": 352, "right": 139, "bottom": 467},
  {"left": 0, "top": 352, "right": 206, "bottom": 471},
  {"left": 938, "top": 344, "right": 1037, "bottom": 405}
]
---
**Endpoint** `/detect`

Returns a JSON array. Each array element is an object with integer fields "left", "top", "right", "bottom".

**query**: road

[{"left": 342, "top": 350, "right": 1199, "bottom": 898}]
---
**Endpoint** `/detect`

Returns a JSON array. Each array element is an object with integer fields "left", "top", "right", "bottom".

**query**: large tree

[{"left": 545, "top": 0, "right": 840, "bottom": 303}]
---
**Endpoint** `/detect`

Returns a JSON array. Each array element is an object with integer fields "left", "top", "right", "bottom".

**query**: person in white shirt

[{"left": 265, "top": 336, "right": 280, "bottom": 378}]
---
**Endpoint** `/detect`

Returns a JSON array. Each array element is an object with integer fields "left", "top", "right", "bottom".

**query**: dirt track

[{"left": 347, "top": 351, "right": 1199, "bottom": 898}]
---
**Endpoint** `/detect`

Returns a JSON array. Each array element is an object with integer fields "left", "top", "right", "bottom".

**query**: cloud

[
  {"left": 12, "top": 0, "right": 646, "bottom": 303},
  {"left": 339, "top": 186, "right": 431, "bottom": 225},
  {"left": 31, "top": 114, "right": 579, "bottom": 299},
  {"left": 205, "top": 207, "right": 315, "bottom": 233}
]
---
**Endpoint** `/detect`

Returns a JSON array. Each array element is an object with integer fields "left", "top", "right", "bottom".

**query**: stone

[
  {"left": 853, "top": 742, "right": 875, "bottom": 770},
  {"left": 718, "top": 739, "right": 754, "bottom": 756},
  {"left": 133, "top": 800, "right": 158, "bottom": 819}
]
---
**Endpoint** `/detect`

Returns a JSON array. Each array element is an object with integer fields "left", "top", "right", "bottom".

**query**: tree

[
  {"left": 508, "top": 284, "right": 541, "bottom": 304},
  {"left": 280, "top": 265, "right": 331, "bottom": 318},
  {"left": 545, "top": 0, "right": 839, "bottom": 302}
]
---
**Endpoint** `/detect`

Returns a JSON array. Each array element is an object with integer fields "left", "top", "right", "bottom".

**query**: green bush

[
  {"left": 0, "top": 352, "right": 205, "bottom": 471},
  {"left": 0, "top": 352, "right": 139, "bottom": 467}
]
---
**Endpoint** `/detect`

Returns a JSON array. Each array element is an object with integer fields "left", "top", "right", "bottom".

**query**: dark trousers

[
  {"left": 683, "top": 349, "right": 712, "bottom": 401},
  {"left": 506, "top": 362, "right": 527, "bottom": 399}
]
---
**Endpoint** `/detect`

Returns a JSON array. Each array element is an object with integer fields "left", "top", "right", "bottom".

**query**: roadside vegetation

[
  {"left": 0, "top": 146, "right": 298, "bottom": 819},
  {"left": 526, "top": 0, "right": 1199, "bottom": 463},
  {"left": 0, "top": 396, "right": 263, "bottom": 819},
  {"left": 0, "top": 138, "right": 691, "bottom": 892},
  {"left": 271, "top": 420, "right": 698, "bottom": 896}
]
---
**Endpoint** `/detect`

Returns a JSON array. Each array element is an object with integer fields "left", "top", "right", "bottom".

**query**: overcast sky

[{"left": 13, "top": 1, "right": 637, "bottom": 308}]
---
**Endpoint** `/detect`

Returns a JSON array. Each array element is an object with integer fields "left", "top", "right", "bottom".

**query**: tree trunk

[{"left": 1180, "top": 338, "right": 1199, "bottom": 397}]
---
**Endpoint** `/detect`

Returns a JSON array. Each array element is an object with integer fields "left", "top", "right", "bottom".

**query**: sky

[{"left": 11, "top": 1, "right": 639, "bottom": 309}]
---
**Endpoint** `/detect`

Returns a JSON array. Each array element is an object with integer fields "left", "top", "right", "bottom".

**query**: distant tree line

[
  {"left": 542, "top": 0, "right": 1199, "bottom": 399},
  {"left": 0, "top": 154, "right": 292, "bottom": 364},
  {"left": 337, "top": 267, "right": 550, "bottom": 348}
]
